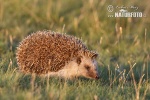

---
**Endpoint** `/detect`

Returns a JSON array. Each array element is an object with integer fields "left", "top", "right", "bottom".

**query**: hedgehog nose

[{"left": 95, "top": 75, "right": 99, "bottom": 79}]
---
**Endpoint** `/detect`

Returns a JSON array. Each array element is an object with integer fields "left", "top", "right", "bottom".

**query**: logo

[
  {"left": 107, "top": 5, "right": 146, "bottom": 18},
  {"left": 119, "top": 9, "right": 127, "bottom": 12},
  {"left": 107, "top": 5, "right": 114, "bottom": 12}
]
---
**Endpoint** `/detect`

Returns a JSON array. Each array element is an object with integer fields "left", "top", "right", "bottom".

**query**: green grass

[{"left": 0, "top": 0, "right": 150, "bottom": 100}]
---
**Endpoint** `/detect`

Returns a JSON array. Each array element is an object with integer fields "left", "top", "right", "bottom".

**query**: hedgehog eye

[
  {"left": 85, "top": 65, "right": 90, "bottom": 71},
  {"left": 77, "top": 57, "right": 82, "bottom": 65}
]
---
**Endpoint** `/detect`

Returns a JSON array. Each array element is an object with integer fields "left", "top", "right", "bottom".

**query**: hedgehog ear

[
  {"left": 77, "top": 56, "right": 82, "bottom": 65},
  {"left": 91, "top": 53, "right": 98, "bottom": 59}
]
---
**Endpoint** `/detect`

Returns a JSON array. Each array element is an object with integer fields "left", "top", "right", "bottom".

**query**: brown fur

[{"left": 16, "top": 31, "right": 98, "bottom": 75}]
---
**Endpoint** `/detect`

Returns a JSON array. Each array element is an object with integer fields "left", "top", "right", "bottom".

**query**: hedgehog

[{"left": 16, "top": 31, "right": 99, "bottom": 79}]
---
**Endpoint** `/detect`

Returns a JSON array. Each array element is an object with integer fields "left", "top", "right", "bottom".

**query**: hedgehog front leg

[
  {"left": 30, "top": 73, "right": 36, "bottom": 92},
  {"left": 46, "top": 75, "right": 50, "bottom": 90}
]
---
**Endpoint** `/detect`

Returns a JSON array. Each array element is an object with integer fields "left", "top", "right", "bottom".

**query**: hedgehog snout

[
  {"left": 86, "top": 68, "right": 100, "bottom": 79},
  {"left": 95, "top": 73, "right": 99, "bottom": 79},
  {"left": 88, "top": 69, "right": 99, "bottom": 79}
]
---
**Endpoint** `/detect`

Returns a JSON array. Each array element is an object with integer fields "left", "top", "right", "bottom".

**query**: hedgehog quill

[{"left": 16, "top": 31, "right": 99, "bottom": 79}]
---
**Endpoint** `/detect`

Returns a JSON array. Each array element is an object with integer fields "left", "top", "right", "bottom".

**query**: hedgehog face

[
  {"left": 77, "top": 56, "right": 99, "bottom": 79},
  {"left": 53, "top": 56, "right": 99, "bottom": 80}
]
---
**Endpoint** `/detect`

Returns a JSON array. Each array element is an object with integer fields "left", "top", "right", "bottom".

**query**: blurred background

[{"left": 0, "top": 0, "right": 150, "bottom": 99}]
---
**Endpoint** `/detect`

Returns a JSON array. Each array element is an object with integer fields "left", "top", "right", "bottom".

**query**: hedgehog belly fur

[{"left": 47, "top": 60, "right": 80, "bottom": 79}]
